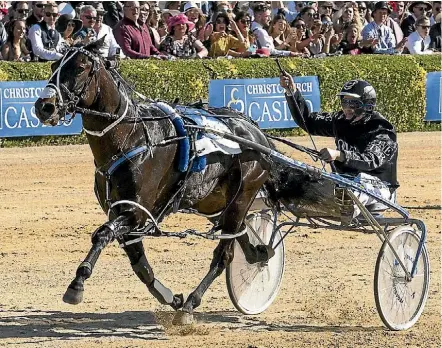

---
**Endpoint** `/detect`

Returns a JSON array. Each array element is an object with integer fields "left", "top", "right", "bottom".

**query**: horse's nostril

[{"left": 42, "top": 103, "right": 56, "bottom": 115}]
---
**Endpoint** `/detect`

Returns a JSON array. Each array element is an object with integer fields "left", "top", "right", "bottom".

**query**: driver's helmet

[{"left": 337, "top": 79, "right": 377, "bottom": 116}]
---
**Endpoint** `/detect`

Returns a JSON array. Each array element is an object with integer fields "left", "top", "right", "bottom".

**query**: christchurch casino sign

[
  {"left": 209, "top": 76, "right": 321, "bottom": 129},
  {"left": 0, "top": 81, "right": 82, "bottom": 137}
]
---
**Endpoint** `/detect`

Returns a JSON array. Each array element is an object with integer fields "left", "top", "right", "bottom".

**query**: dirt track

[{"left": 0, "top": 132, "right": 440, "bottom": 348}]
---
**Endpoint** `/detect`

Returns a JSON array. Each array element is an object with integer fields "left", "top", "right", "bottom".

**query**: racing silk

[{"left": 286, "top": 91, "right": 399, "bottom": 189}]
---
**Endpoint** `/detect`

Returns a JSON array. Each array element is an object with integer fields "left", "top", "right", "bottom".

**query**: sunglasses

[
  {"left": 435, "top": 7, "right": 441, "bottom": 12},
  {"left": 295, "top": 24, "right": 306, "bottom": 29},
  {"left": 416, "top": 7, "right": 426, "bottom": 11},
  {"left": 240, "top": 19, "right": 250, "bottom": 24},
  {"left": 216, "top": 19, "right": 227, "bottom": 24},
  {"left": 341, "top": 98, "right": 363, "bottom": 109},
  {"left": 305, "top": 12, "right": 315, "bottom": 17},
  {"left": 419, "top": 25, "right": 430, "bottom": 29},
  {"left": 45, "top": 12, "right": 58, "bottom": 18},
  {"left": 358, "top": 7, "right": 367, "bottom": 11},
  {"left": 85, "top": 15, "right": 97, "bottom": 20},
  {"left": 17, "top": 9, "right": 29, "bottom": 14}
]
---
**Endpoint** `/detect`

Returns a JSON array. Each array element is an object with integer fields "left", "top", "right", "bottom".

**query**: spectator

[
  {"left": 160, "top": 13, "right": 207, "bottom": 59},
  {"left": 251, "top": 4, "right": 296, "bottom": 56},
  {"left": 103, "top": 1, "right": 123, "bottom": 29},
  {"left": 233, "top": 11, "right": 255, "bottom": 51},
  {"left": 114, "top": 1, "right": 162, "bottom": 59},
  {"left": 161, "top": 9, "right": 180, "bottom": 25},
  {"left": 268, "top": 12, "right": 294, "bottom": 50},
  {"left": 138, "top": 2, "right": 159, "bottom": 48},
  {"left": 55, "top": 14, "right": 81, "bottom": 46},
  {"left": 405, "top": 16, "right": 434, "bottom": 54},
  {"left": 1, "top": 19, "right": 30, "bottom": 61},
  {"left": 357, "top": 2, "right": 371, "bottom": 26},
  {"left": 164, "top": 1, "right": 181, "bottom": 11},
  {"left": 401, "top": 1, "right": 432, "bottom": 37},
  {"left": 430, "top": 1, "right": 441, "bottom": 25},
  {"left": 26, "top": 1, "right": 47, "bottom": 29},
  {"left": 337, "top": 23, "right": 376, "bottom": 55},
  {"left": 299, "top": 6, "right": 316, "bottom": 31},
  {"left": 332, "top": 2, "right": 362, "bottom": 36},
  {"left": 386, "top": 10, "right": 404, "bottom": 45},
  {"left": 157, "top": 19, "right": 168, "bottom": 42},
  {"left": 12, "top": 1, "right": 30, "bottom": 21},
  {"left": 318, "top": 1, "right": 334, "bottom": 17},
  {"left": 148, "top": 2, "right": 162, "bottom": 47},
  {"left": 362, "top": 1, "right": 407, "bottom": 54},
  {"left": 28, "top": 3, "right": 65, "bottom": 61},
  {"left": 270, "top": 1, "right": 297, "bottom": 23},
  {"left": 391, "top": 1, "right": 408, "bottom": 24},
  {"left": 289, "top": 17, "right": 311, "bottom": 55},
  {"left": 429, "top": 12, "right": 441, "bottom": 51},
  {"left": 207, "top": 12, "right": 247, "bottom": 58},
  {"left": 183, "top": 2, "right": 206, "bottom": 42},
  {"left": 73, "top": 5, "right": 97, "bottom": 44},
  {"left": 93, "top": 2, "right": 122, "bottom": 58},
  {"left": 307, "top": 18, "right": 338, "bottom": 56}
]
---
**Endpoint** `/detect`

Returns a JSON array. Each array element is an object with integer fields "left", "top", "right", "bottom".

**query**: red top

[{"left": 113, "top": 17, "right": 160, "bottom": 59}]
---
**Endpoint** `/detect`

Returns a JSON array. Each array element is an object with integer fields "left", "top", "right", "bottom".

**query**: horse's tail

[{"left": 263, "top": 156, "right": 337, "bottom": 216}]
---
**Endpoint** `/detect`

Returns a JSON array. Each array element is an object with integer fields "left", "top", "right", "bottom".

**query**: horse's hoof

[
  {"left": 172, "top": 311, "right": 194, "bottom": 325},
  {"left": 63, "top": 287, "right": 84, "bottom": 305}
]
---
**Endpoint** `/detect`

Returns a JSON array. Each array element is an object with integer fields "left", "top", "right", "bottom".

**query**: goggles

[{"left": 341, "top": 98, "right": 364, "bottom": 109}]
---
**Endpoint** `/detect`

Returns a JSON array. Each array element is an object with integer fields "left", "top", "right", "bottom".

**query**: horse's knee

[
  {"left": 91, "top": 223, "right": 115, "bottom": 246},
  {"left": 131, "top": 254, "right": 154, "bottom": 285}
]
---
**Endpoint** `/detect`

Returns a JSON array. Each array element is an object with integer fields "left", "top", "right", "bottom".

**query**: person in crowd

[
  {"left": 289, "top": 17, "right": 311, "bottom": 55},
  {"left": 391, "top": 1, "right": 408, "bottom": 24},
  {"left": 362, "top": 1, "right": 407, "bottom": 54},
  {"left": 1, "top": 19, "right": 30, "bottom": 61},
  {"left": 332, "top": 2, "right": 362, "bottom": 36},
  {"left": 55, "top": 14, "right": 82, "bottom": 46},
  {"left": 251, "top": 3, "right": 297, "bottom": 56},
  {"left": 93, "top": 2, "right": 122, "bottom": 58},
  {"left": 405, "top": 16, "right": 434, "bottom": 54},
  {"left": 114, "top": 1, "right": 162, "bottom": 59},
  {"left": 161, "top": 9, "right": 180, "bottom": 25},
  {"left": 164, "top": 1, "right": 181, "bottom": 11},
  {"left": 307, "top": 18, "right": 340, "bottom": 56},
  {"left": 147, "top": 2, "right": 162, "bottom": 48},
  {"left": 73, "top": 5, "right": 97, "bottom": 44},
  {"left": 138, "top": 2, "right": 158, "bottom": 49},
  {"left": 299, "top": 6, "right": 316, "bottom": 31},
  {"left": 26, "top": 1, "right": 47, "bottom": 28},
  {"left": 157, "top": 19, "right": 168, "bottom": 43},
  {"left": 270, "top": 1, "right": 297, "bottom": 23},
  {"left": 401, "top": 1, "right": 432, "bottom": 37},
  {"left": 429, "top": 12, "right": 441, "bottom": 51},
  {"left": 28, "top": 3, "right": 65, "bottom": 61},
  {"left": 268, "top": 12, "right": 295, "bottom": 50},
  {"left": 207, "top": 11, "right": 247, "bottom": 58},
  {"left": 280, "top": 74, "right": 399, "bottom": 220},
  {"left": 233, "top": 11, "right": 254, "bottom": 51},
  {"left": 12, "top": 1, "right": 30, "bottom": 22},
  {"left": 318, "top": 1, "right": 334, "bottom": 18},
  {"left": 429, "top": 1, "right": 441, "bottom": 25},
  {"left": 357, "top": 1, "right": 371, "bottom": 26},
  {"left": 337, "top": 22, "right": 377, "bottom": 54},
  {"left": 160, "top": 13, "right": 207, "bottom": 59},
  {"left": 103, "top": 1, "right": 123, "bottom": 29},
  {"left": 183, "top": 1, "right": 206, "bottom": 41}
]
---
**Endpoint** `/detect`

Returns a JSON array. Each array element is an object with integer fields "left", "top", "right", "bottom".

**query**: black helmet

[{"left": 337, "top": 79, "right": 377, "bottom": 117}]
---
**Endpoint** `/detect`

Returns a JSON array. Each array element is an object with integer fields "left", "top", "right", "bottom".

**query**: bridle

[{"left": 41, "top": 47, "right": 130, "bottom": 137}]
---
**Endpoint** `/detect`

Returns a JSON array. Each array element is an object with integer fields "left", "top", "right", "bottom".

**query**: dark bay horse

[{"left": 34, "top": 38, "right": 297, "bottom": 323}]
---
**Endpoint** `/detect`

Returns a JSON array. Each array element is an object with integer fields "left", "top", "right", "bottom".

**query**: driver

[{"left": 279, "top": 73, "right": 399, "bottom": 219}]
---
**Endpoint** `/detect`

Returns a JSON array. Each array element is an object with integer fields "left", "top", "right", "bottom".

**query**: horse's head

[{"left": 35, "top": 36, "right": 108, "bottom": 126}]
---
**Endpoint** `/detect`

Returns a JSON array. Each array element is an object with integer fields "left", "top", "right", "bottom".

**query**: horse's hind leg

[
  {"left": 122, "top": 238, "right": 184, "bottom": 310},
  {"left": 63, "top": 212, "right": 137, "bottom": 305}
]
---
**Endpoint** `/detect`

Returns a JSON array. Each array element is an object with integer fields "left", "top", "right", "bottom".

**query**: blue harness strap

[{"left": 107, "top": 145, "right": 150, "bottom": 176}]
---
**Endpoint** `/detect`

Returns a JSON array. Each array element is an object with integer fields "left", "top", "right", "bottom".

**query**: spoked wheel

[
  {"left": 226, "top": 212, "right": 285, "bottom": 315},
  {"left": 374, "top": 225, "right": 430, "bottom": 331}
]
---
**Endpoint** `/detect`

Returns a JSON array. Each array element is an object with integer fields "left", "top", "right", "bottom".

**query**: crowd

[{"left": 0, "top": 0, "right": 439, "bottom": 62}]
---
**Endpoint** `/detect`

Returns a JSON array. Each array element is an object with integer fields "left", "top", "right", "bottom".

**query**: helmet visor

[{"left": 341, "top": 98, "right": 364, "bottom": 110}]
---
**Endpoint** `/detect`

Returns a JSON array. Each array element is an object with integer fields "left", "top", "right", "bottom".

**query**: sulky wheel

[
  {"left": 226, "top": 211, "right": 285, "bottom": 315},
  {"left": 374, "top": 225, "right": 430, "bottom": 331}
]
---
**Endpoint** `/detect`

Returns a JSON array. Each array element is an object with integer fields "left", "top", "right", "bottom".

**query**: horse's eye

[{"left": 77, "top": 64, "right": 86, "bottom": 73}]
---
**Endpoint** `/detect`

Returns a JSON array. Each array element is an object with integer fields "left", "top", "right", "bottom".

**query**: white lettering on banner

[
  {"left": 246, "top": 82, "right": 312, "bottom": 95},
  {"left": 3, "top": 87, "right": 44, "bottom": 99},
  {"left": 248, "top": 99, "right": 313, "bottom": 123},
  {"left": 4, "top": 106, "right": 41, "bottom": 128}
]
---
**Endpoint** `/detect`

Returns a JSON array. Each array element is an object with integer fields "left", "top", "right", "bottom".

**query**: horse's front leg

[{"left": 63, "top": 212, "right": 137, "bottom": 305}]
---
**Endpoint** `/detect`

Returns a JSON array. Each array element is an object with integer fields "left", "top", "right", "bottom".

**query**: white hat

[
  {"left": 58, "top": 2, "right": 76, "bottom": 19},
  {"left": 183, "top": 1, "right": 199, "bottom": 13}
]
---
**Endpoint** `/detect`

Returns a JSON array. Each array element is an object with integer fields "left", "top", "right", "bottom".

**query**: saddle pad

[{"left": 176, "top": 106, "right": 242, "bottom": 156}]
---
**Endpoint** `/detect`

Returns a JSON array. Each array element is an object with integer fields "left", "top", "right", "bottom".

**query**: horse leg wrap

[{"left": 132, "top": 255, "right": 182, "bottom": 308}]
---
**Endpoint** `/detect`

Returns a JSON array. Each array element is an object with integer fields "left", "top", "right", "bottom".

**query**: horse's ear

[{"left": 85, "top": 35, "right": 107, "bottom": 54}]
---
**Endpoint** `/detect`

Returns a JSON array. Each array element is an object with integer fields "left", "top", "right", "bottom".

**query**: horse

[{"left": 34, "top": 37, "right": 301, "bottom": 324}]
